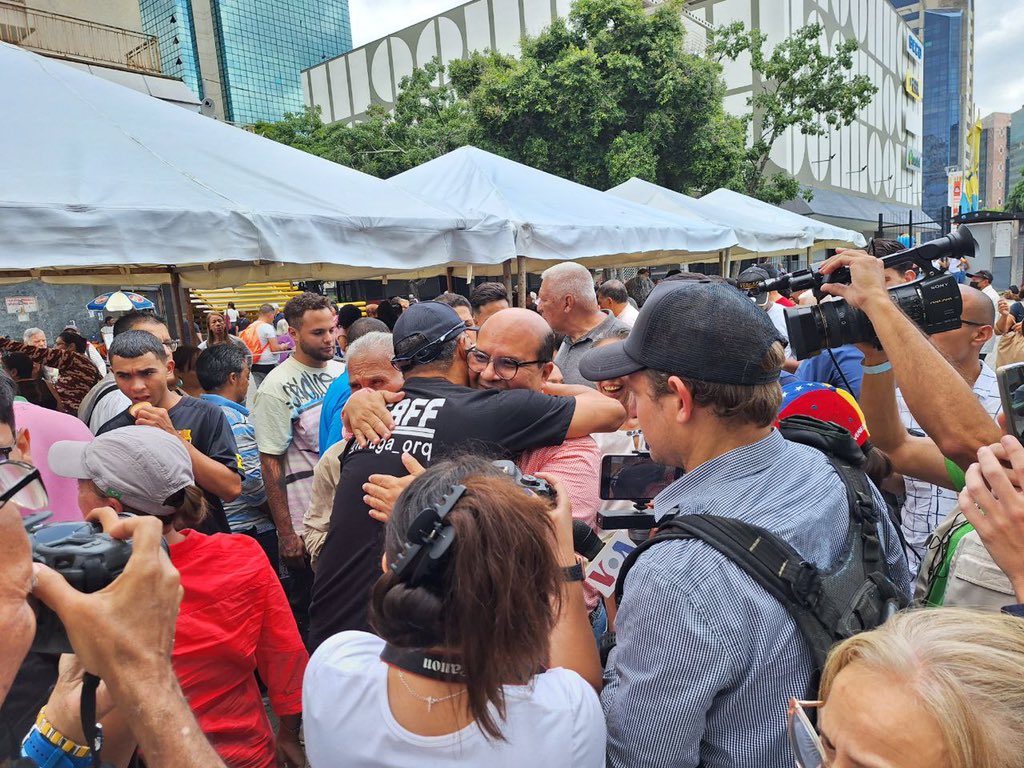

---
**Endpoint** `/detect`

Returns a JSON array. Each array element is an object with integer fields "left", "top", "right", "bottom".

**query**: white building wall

[{"left": 303, "top": 0, "right": 922, "bottom": 209}]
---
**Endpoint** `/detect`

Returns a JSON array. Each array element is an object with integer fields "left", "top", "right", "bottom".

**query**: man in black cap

[
  {"left": 307, "top": 301, "right": 625, "bottom": 648},
  {"left": 579, "top": 279, "right": 910, "bottom": 768}
]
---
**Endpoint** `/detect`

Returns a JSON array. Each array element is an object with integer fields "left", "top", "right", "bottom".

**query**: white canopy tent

[
  {"left": 390, "top": 147, "right": 738, "bottom": 275},
  {"left": 0, "top": 42, "right": 517, "bottom": 288},
  {"left": 701, "top": 188, "right": 867, "bottom": 252},
  {"left": 606, "top": 177, "right": 814, "bottom": 257}
]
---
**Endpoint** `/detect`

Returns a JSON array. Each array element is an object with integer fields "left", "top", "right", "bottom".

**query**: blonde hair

[{"left": 820, "top": 608, "right": 1024, "bottom": 768}]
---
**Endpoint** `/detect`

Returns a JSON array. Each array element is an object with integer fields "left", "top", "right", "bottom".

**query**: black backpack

[{"left": 614, "top": 416, "right": 910, "bottom": 680}]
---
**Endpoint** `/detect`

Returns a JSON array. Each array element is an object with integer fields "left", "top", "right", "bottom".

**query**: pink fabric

[
  {"left": 15, "top": 401, "right": 93, "bottom": 523},
  {"left": 518, "top": 436, "right": 602, "bottom": 610}
]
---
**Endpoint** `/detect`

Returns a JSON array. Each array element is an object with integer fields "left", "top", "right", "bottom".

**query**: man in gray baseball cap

[
  {"left": 49, "top": 426, "right": 194, "bottom": 518},
  {"left": 584, "top": 279, "right": 910, "bottom": 768}
]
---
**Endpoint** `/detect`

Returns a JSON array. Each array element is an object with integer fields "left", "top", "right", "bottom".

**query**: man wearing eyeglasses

[
  {"left": 307, "top": 301, "right": 626, "bottom": 648},
  {"left": 863, "top": 282, "right": 1001, "bottom": 573},
  {"left": 78, "top": 310, "right": 181, "bottom": 434}
]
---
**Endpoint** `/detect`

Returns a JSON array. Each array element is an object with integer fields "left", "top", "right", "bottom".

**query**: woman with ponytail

[
  {"left": 303, "top": 456, "right": 605, "bottom": 766},
  {"left": 45, "top": 426, "right": 308, "bottom": 768}
]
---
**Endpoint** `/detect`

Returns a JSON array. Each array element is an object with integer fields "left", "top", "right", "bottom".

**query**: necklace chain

[{"left": 396, "top": 670, "right": 466, "bottom": 712}]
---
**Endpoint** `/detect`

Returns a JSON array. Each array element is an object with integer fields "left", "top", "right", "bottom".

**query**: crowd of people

[{"left": 2, "top": 248, "right": 1024, "bottom": 768}]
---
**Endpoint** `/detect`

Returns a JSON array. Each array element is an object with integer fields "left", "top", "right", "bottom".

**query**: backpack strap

[{"left": 615, "top": 514, "right": 835, "bottom": 671}]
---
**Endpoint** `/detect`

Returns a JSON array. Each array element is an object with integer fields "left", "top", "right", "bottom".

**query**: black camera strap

[
  {"left": 380, "top": 644, "right": 466, "bottom": 682},
  {"left": 80, "top": 672, "right": 103, "bottom": 768}
]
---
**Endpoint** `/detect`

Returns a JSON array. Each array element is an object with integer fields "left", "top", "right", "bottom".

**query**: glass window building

[
  {"left": 922, "top": 9, "right": 962, "bottom": 221},
  {"left": 140, "top": 0, "right": 351, "bottom": 125},
  {"left": 139, "top": 0, "right": 203, "bottom": 96}
]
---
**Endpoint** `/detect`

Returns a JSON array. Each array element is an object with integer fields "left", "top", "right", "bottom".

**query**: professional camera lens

[{"left": 785, "top": 275, "right": 963, "bottom": 359}]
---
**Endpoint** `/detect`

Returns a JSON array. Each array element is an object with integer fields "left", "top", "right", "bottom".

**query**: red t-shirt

[
  {"left": 170, "top": 530, "right": 307, "bottom": 768},
  {"left": 775, "top": 297, "right": 796, "bottom": 307}
]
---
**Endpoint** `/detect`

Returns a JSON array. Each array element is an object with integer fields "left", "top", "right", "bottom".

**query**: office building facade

[
  {"left": 889, "top": 0, "right": 975, "bottom": 221},
  {"left": 140, "top": 0, "right": 353, "bottom": 124},
  {"left": 979, "top": 112, "right": 1010, "bottom": 210},
  {"left": 304, "top": 0, "right": 924, "bottom": 234}
]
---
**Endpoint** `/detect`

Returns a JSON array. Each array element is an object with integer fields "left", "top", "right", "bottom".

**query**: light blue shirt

[
  {"left": 602, "top": 430, "right": 911, "bottom": 768},
  {"left": 318, "top": 370, "right": 352, "bottom": 456},
  {"left": 201, "top": 394, "right": 271, "bottom": 532}
]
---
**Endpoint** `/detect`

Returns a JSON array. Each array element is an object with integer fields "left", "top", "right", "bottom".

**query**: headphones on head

[{"left": 390, "top": 323, "right": 467, "bottom": 372}]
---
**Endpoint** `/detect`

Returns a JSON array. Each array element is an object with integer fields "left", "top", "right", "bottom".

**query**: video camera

[
  {"left": 746, "top": 225, "right": 977, "bottom": 360},
  {"left": 25, "top": 517, "right": 134, "bottom": 655},
  {"left": 491, "top": 459, "right": 555, "bottom": 499}
]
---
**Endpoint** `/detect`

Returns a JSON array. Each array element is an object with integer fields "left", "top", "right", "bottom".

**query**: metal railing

[{"left": 0, "top": 0, "right": 161, "bottom": 73}]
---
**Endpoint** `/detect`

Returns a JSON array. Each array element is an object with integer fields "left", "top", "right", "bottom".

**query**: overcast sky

[{"left": 348, "top": 0, "right": 1023, "bottom": 116}]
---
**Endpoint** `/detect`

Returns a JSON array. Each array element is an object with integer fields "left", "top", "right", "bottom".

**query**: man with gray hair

[
  {"left": 538, "top": 261, "right": 629, "bottom": 387},
  {"left": 305, "top": 330, "right": 404, "bottom": 566},
  {"left": 597, "top": 279, "right": 639, "bottom": 327},
  {"left": 23, "top": 328, "right": 46, "bottom": 347}
]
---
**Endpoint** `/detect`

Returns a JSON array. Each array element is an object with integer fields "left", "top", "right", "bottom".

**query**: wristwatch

[{"left": 562, "top": 563, "right": 584, "bottom": 582}]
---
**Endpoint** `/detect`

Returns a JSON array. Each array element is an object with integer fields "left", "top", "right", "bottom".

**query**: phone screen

[
  {"left": 600, "top": 454, "right": 684, "bottom": 501},
  {"left": 998, "top": 363, "right": 1024, "bottom": 440}
]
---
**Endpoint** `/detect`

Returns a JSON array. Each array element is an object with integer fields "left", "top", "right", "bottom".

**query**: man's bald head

[
  {"left": 960, "top": 284, "right": 995, "bottom": 326},
  {"left": 471, "top": 308, "right": 556, "bottom": 391},
  {"left": 478, "top": 308, "right": 556, "bottom": 361}
]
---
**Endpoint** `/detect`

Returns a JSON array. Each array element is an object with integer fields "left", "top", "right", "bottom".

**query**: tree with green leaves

[
  {"left": 709, "top": 22, "right": 878, "bottom": 204},
  {"left": 449, "top": 0, "right": 746, "bottom": 193},
  {"left": 252, "top": 58, "right": 473, "bottom": 178},
  {"left": 1006, "top": 169, "right": 1024, "bottom": 213}
]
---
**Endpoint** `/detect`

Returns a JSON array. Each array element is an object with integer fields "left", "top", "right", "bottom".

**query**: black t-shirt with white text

[
  {"left": 98, "top": 397, "right": 242, "bottom": 534},
  {"left": 308, "top": 377, "right": 576, "bottom": 648}
]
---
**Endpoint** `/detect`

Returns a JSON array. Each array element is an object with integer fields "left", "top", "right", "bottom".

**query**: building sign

[
  {"left": 5, "top": 296, "right": 38, "bottom": 314},
  {"left": 903, "top": 108, "right": 918, "bottom": 136},
  {"left": 906, "top": 147, "right": 922, "bottom": 171},
  {"left": 906, "top": 31, "right": 923, "bottom": 62},
  {"left": 948, "top": 171, "right": 964, "bottom": 216},
  {"left": 904, "top": 73, "right": 922, "bottom": 101}
]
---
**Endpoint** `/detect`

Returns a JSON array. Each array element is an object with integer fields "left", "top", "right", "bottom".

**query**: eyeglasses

[
  {"left": 0, "top": 459, "right": 49, "bottom": 514},
  {"left": 162, "top": 340, "right": 180, "bottom": 353},
  {"left": 466, "top": 346, "right": 548, "bottom": 381},
  {"left": 960, "top": 319, "right": 990, "bottom": 328},
  {"left": 788, "top": 699, "right": 826, "bottom": 768}
]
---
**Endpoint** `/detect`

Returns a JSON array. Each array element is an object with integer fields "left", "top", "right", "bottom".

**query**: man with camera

[
  {"left": 817, "top": 251, "right": 1002, "bottom": 493},
  {"left": 579, "top": 280, "right": 910, "bottom": 767},
  {"left": 0, "top": 375, "right": 226, "bottom": 768}
]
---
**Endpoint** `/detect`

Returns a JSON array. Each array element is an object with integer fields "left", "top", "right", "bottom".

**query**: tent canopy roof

[
  {"left": 0, "top": 42, "right": 516, "bottom": 279},
  {"left": 701, "top": 188, "right": 867, "bottom": 250},
  {"left": 391, "top": 147, "right": 738, "bottom": 268},
  {"left": 607, "top": 178, "right": 815, "bottom": 256}
]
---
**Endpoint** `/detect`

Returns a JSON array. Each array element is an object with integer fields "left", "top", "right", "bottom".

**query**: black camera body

[
  {"left": 29, "top": 521, "right": 133, "bottom": 655},
  {"left": 748, "top": 225, "right": 976, "bottom": 359},
  {"left": 491, "top": 459, "right": 555, "bottom": 499}
]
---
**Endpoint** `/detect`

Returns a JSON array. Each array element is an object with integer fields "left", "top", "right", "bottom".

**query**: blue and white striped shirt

[{"left": 601, "top": 430, "right": 911, "bottom": 768}]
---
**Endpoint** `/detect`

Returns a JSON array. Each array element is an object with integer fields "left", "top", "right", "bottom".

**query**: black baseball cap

[
  {"left": 736, "top": 266, "right": 771, "bottom": 308},
  {"left": 578, "top": 280, "right": 787, "bottom": 386},
  {"left": 391, "top": 301, "right": 467, "bottom": 368},
  {"left": 967, "top": 269, "right": 993, "bottom": 282}
]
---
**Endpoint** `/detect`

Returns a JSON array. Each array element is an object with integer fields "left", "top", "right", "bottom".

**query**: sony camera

[
  {"left": 749, "top": 226, "right": 976, "bottom": 360},
  {"left": 28, "top": 520, "right": 133, "bottom": 655},
  {"left": 491, "top": 459, "right": 555, "bottom": 499}
]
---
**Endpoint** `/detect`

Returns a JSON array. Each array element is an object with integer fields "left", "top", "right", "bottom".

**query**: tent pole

[
  {"left": 446, "top": 267, "right": 454, "bottom": 293},
  {"left": 502, "top": 259, "right": 513, "bottom": 299},
  {"left": 516, "top": 256, "right": 527, "bottom": 308},
  {"left": 169, "top": 270, "right": 190, "bottom": 344}
]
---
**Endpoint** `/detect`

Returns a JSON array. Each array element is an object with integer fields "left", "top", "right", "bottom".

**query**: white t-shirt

[
  {"left": 255, "top": 322, "right": 279, "bottom": 365},
  {"left": 766, "top": 301, "right": 793, "bottom": 358},
  {"left": 616, "top": 303, "right": 639, "bottom": 328},
  {"left": 304, "top": 632, "right": 606, "bottom": 768},
  {"left": 226, "top": 308, "right": 239, "bottom": 324}
]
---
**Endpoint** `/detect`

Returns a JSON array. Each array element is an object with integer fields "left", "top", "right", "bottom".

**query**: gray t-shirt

[{"left": 554, "top": 312, "right": 630, "bottom": 388}]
